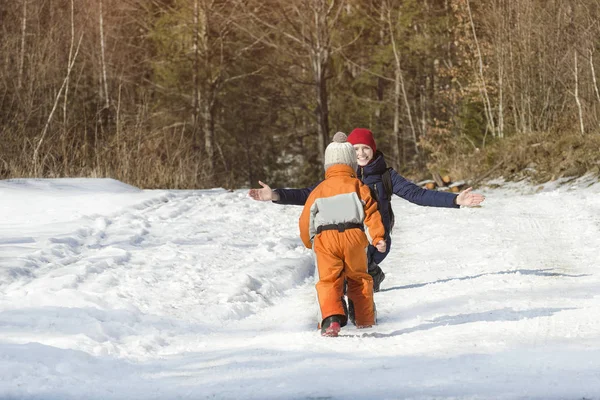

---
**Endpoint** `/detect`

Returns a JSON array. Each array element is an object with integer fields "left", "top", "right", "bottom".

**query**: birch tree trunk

[
  {"left": 62, "top": 0, "right": 75, "bottom": 173},
  {"left": 495, "top": 0, "right": 505, "bottom": 138},
  {"left": 33, "top": 35, "right": 83, "bottom": 176},
  {"left": 393, "top": 69, "right": 402, "bottom": 166},
  {"left": 385, "top": 1, "right": 418, "bottom": 159},
  {"left": 375, "top": 0, "right": 385, "bottom": 122},
  {"left": 574, "top": 50, "right": 585, "bottom": 135},
  {"left": 18, "top": 0, "right": 27, "bottom": 90},
  {"left": 99, "top": 0, "right": 110, "bottom": 110},
  {"left": 589, "top": 49, "right": 600, "bottom": 106},
  {"left": 192, "top": 0, "right": 200, "bottom": 134},
  {"left": 198, "top": 0, "right": 215, "bottom": 185},
  {"left": 310, "top": 0, "right": 335, "bottom": 164},
  {"left": 466, "top": 0, "right": 496, "bottom": 137}
]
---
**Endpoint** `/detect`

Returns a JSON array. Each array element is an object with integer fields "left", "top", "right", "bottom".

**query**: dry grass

[
  {"left": 3, "top": 122, "right": 599, "bottom": 190},
  {"left": 422, "top": 130, "right": 600, "bottom": 186},
  {"left": 0, "top": 125, "right": 219, "bottom": 189}
]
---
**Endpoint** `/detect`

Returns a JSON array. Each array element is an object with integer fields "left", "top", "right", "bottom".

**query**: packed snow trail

[{"left": 1, "top": 177, "right": 600, "bottom": 399}]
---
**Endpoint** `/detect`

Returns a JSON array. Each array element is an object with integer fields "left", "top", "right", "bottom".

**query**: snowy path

[{"left": 1, "top": 177, "right": 600, "bottom": 399}]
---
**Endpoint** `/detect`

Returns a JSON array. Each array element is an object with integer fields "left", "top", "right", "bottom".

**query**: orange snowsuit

[{"left": 299, "top": 164, "right": 386, "bottom": 327}]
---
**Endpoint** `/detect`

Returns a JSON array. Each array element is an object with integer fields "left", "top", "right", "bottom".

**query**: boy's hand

[
  {"left": 375, "top": 240, "right": 386, "bottom": 253},
  {"left": 248, "top": 180, "right": 279, "bottom": 201}
]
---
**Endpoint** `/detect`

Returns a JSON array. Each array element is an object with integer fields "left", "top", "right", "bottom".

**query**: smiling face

[{"left": 354, "top": 144, "right": 374, "bottom": 167}]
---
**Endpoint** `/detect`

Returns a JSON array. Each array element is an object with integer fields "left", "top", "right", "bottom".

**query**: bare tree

[
  {"left": 242, "top": 0, "right": 346, "bottom": 165},
  {"left": 589, "top": 49, "right": 600, "bottom": 106},
  {"left": 383, "top": 0, "right": 418, "bottom": 163},
  {"left": 574, "top": 49, "right": 585, "bottom": 135},
  {"left": 187, "top": 0, "right": 264, "bottom": 185},
  {"left": 62, "top": 0, "right": 76, "bottom": 173},
  {"left": 466, "top": 0, "right": 496, "bottom": 138},
  {"left": 33, "top": 21, "right": 83, "bottom": 176},
  {"left": 99, "top": 0, "right": 110, "bottom": 110},
  {"left": 17, "top": 0, "right": 27, "bottom": 90}
]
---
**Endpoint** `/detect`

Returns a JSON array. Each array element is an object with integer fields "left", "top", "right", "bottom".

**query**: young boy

[{"left": 299, "top": 132, "right": 387, "bottom": 337}]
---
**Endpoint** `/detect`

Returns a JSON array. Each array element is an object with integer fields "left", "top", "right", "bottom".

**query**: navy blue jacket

[{"left": 275, "top": 151, "right": 459, "bottom": 235}]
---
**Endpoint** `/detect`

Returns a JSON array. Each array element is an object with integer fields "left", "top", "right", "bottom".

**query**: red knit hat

[{"left": 347, "top": 128, "right": 376, "bottom": 153}]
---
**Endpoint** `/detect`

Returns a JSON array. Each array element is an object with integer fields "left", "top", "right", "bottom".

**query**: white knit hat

[{"left": 324, "top": 132, "right": 357, "bottom": 172}]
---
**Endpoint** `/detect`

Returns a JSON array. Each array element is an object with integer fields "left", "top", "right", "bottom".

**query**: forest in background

[{"left": 1, "top": 0, "right": 600, "bottom": 189}]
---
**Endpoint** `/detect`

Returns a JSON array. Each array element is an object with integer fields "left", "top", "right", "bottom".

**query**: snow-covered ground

[{"left": 1, "top": 176, "right": 600, "bottom": 400}]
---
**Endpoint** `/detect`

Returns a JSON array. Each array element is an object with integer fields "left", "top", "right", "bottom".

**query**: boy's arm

[
  {"left": 360, "top": 184, "right": 386, "bottom": 245},
  {"left": 390, "top": 169, "right": 459, "bottom": 208},
  {"left": 298, "top": 194, "right": 317, "bottom": 249}
]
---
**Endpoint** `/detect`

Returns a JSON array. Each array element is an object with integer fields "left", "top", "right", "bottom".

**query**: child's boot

[
  {"left": 368, "top": 262, "right": 386, "bottom": 292},
  {"left": 321, "top": 315, "right": 343, "bottom": 337}
]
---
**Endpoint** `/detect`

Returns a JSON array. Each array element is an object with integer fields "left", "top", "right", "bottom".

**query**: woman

[{"left": 249, "top": 128, "right": 485, "bottom": 292}]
